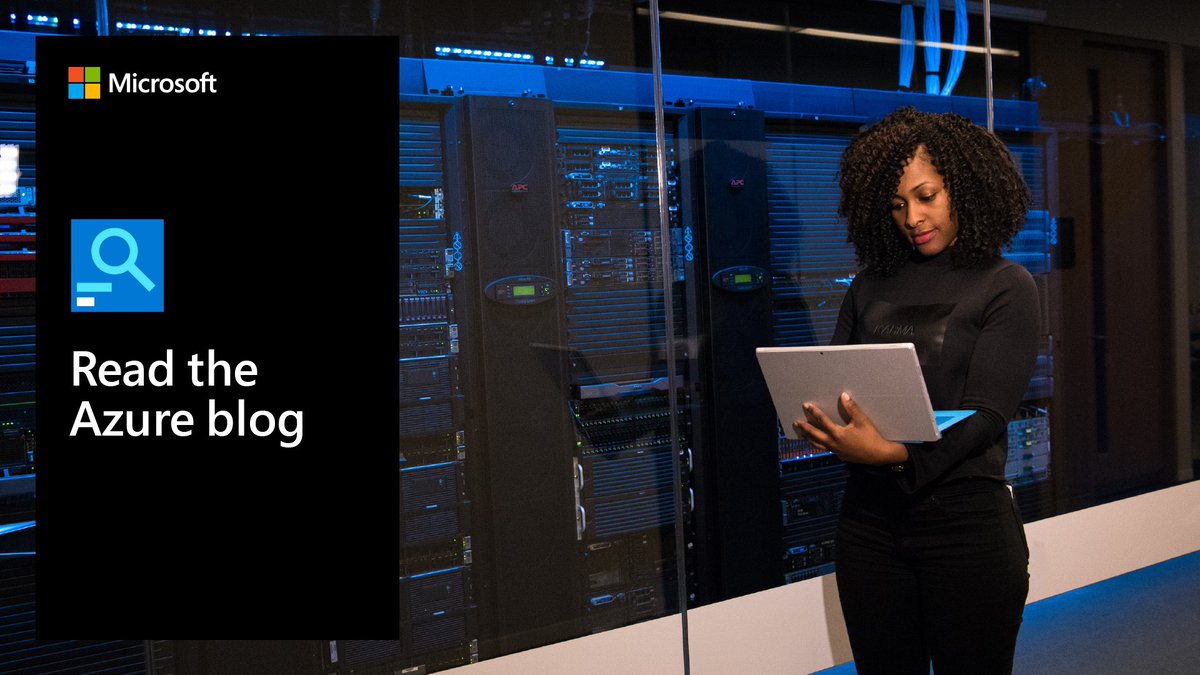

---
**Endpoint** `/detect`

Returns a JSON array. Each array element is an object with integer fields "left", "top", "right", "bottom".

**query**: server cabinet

[
  {"left": 680, "top": 108, "right": 781, "bottom": 600},
  {"left": 555, "top": 114, "right": 693, "bottom": 628},
  {"left": 456, "top": 96, "right": 580, "bottom": 655}
]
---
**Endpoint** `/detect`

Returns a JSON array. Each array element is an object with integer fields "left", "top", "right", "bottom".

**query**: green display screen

[
  {"left": 734, "top": 273, "right": 752, "bottom": 284},
  {"left": 512, "top": 285, "right": 536, "bottom": 297}
]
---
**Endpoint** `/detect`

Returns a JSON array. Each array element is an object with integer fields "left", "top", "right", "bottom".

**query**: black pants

[{"left": 835, "top": 474, "right": 1030, "bottom": 675}]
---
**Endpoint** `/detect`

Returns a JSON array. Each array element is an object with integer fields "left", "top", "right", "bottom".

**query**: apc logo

[{"left": 68, "top": 66, "right": 102, "bottom": 100}]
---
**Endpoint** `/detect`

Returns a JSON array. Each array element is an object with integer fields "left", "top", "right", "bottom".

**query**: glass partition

[
  {"left": 397, "top": 2, "right": 694, "bottom": 670},
  {"left": 1188, "top": 46, "right": 1200, "bottom": 481},
  {"left": 0, "top": 1, "right": 1195, "bottom": 673},
  {"left": 655, "top": 2, "right": 1194, "bottom": 671}
]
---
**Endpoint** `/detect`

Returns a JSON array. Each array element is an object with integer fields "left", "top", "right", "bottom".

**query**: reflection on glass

[
  {"left": 766, "top": 126, "right": 857, "bottom": 585},
  {"left": 395, "top": 6, "right": 1070, "bottom": 667},
  {"left": 655, "top": 1, "right": 1061, "bottom": 607},
  {"left": 0, "top": 1, "right": 1191, "bottom": 673},
  {"left": 217, "top": 5, "right": 1200, "bottom": 669},
  {"left": 398, "top": 25, "right": 690, "bottom": 666}
]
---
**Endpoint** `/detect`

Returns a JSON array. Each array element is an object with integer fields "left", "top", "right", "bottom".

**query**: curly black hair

[{"left": 838, "top": 107, "right": 1031, "bottom": 276}]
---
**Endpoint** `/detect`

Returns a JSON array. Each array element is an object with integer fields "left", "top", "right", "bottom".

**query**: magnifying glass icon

[{"left": 91, "top": 227, "right": 156, "bottom": 291}]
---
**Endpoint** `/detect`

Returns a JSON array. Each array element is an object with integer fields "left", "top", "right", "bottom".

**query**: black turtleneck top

[{"left": 831, "top": 249, "right": 1041, "bottom": 493}]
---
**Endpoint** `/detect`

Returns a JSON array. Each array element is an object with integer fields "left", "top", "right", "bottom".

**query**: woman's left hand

[{"left": 793, "top": 393, "right": 910, "bottom": 466}]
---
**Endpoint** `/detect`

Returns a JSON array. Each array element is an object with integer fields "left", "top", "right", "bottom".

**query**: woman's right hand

[{"left": 793, "top": 392, "right": 909, "bottom": 465}]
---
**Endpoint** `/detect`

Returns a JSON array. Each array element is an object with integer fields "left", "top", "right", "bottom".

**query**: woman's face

[{"left": 890, "top": 146, "right": 958, "bottom": 256}]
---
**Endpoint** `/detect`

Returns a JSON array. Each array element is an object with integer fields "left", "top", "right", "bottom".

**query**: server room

[{"left": 2, "top": 0, "right": 1200, "bottom": 672}]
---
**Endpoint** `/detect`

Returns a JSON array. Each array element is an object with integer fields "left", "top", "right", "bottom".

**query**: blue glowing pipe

[
  {"left": 923, "top": 0, "right": 941, "bottom": 94},
  {"left": 940, "top": 0, "right": 968, "bottom": 95},
  {"left": 899, "top": 1, "right": 916, "bottom": 90}
]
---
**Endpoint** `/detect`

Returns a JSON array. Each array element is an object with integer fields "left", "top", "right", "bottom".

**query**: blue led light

[
  {"left": 436, "top": 45, "right": 538, "bottom": 64},
  {"left": 73, "top": 18, "right": 79, "bottom": 26},
  {"left": 400, "top": 460, "right": 456, "bottom": 473},
  {"left": 407, "top": 565, "right": 464, "bottom": 580},
  {"left": 113, "top": 20, "right": 194, "bottom": 35}
]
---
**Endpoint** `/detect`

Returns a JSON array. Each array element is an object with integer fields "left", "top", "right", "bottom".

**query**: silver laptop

[{"left": 755, "top": 343, "right": 974, "bottom": 443}]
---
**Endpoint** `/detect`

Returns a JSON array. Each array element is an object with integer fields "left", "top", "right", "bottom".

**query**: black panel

[
  {"left": 172, "top": 641, "right": 321, "bottom": 675},
  {"left": 683, "top": 108, "right": 781, "bottom": 599},
  {"left": 459, "top": 96, "right": 579, "bottom": 654},
  {"left": 336, "top": 640, "right": 402, "bottom": 668},
  {"left": 37, "top": 37, "right": 399, "bottom": 638}
]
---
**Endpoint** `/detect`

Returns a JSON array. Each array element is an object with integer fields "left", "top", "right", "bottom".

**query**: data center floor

[{"left": 815, "top": 549, "right": 1200, "bottom": 674}]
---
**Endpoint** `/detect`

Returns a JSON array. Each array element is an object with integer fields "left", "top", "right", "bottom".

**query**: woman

[{"left": 794, "top": 107, "right": 1039, "bottom": 675}]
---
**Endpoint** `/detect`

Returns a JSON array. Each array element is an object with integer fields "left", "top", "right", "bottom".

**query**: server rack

[
  {"left": 679, "top": 107, "right": 781, "bottom": 600},
  {"left": 389, "top": 95, "right": 698, "bottom": 671},
  {"left": 556, "top": 114, "right": 693, "bottom": 629},
  {"left": 387, "top": 108, "right": 479, "bottom": 673}
]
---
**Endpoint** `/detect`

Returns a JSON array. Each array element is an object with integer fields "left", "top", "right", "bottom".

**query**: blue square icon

[
  {"left": 71, "top": 219, "right": 164, "bottom": 312},
  {"left": 68, "top": 83, "right": 84, "bottom": 99}
]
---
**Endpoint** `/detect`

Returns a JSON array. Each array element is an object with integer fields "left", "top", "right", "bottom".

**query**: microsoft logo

[
  {"left": 68, "top": 66, "right": 102, "bottom": 99},
  {"left": 66, "top": 66, "right": 219, "bottom": 99}
]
